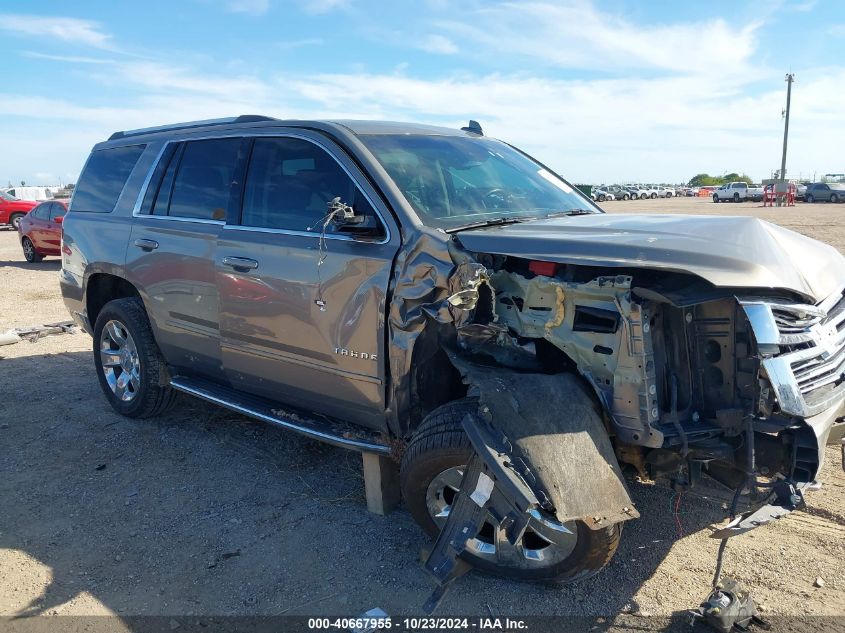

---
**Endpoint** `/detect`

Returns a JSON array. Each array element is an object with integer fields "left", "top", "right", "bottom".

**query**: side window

[
  {"left": 49, "top": 203, "right": 66, "bottom": 220},
  {"left": 31, "top": 203, "right": 50, "bottom": 220},
  {"left": 241, "top": 137, "right": 376, "bottom": 232},
  {"left": 72, "top": 144, "right": 146, "bottom": 213},
  {"left": 149, "top": 144, "right": 184, "bottom": 216},
  {"left": 167, "top": 139, "right": 241, "bottom": 220}
]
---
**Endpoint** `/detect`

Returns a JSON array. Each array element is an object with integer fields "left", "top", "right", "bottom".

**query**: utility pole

[
  {"left": 777, "top": 73, "right": 794, "bottom": 206},
  {"left": 780, "top": 74, "right": 794, "bottom": 182}
]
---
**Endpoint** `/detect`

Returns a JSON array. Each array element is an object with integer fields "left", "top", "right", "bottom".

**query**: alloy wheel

[
  {"left": 99, "top": 320, "right": 141, "bottom": 402},
  {"left": 426, "top": 465, "right": 578, "bottom": 570},
  {"left": 22, "top": 238, "right": 35, "bottom": 260}
]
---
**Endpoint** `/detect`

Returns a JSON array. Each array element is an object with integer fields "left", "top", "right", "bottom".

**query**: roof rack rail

[{"left": 108, "top": 114, "right": 279, "bottom": 141}]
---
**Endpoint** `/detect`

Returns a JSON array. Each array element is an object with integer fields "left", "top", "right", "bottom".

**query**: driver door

[{"left": 217, "top": 132, "right": 400, "bottom": 428}]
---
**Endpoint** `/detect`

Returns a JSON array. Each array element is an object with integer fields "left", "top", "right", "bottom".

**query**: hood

[{"left": 455, "top": 213, "right": 845, "bottom": 303}]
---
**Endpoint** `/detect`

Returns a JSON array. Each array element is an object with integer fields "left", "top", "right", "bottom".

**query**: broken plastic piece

[
  {"left": 421, "top": 413, "right": 542, "bottom": 613},
  {"left": 710, "top": 481, "right": 805, "bottom": 539}
]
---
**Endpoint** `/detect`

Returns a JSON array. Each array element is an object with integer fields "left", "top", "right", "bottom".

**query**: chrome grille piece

[{"left": 742, "top": 286, "right": 845, "bottom": 418}]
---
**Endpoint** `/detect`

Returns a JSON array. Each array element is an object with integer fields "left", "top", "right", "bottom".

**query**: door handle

[
  {"left": 133, "top": 238, "right": 159, "bottom": 251},
  {"left": 222, "top": 256, "right": 259, "bottom": 271}
]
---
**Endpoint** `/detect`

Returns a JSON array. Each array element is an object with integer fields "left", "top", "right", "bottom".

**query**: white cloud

[
  {"left": 0, "top": 14, "right": 114, "bottom": 49},
  {"left": 434, "top": 2, "right": 759, "bottom": 74},
  {"left": 419, "top": 34, "right": 459, "bottom": 55},
  {"left": 225, "top": 0, "right": 270, "bottom": 15},
  {"left": 23, "top": 51, "right": 114, "bottom": 64},
  {"left": 103, "top": 61, "right": 271, "bottom": 99}
]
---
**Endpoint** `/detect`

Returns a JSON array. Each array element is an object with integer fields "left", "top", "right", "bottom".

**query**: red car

[
  {"left": 0, "top": 190, "right": 38, "bottom": 229},
  {"left": 18, "top": 200, "right": 67, "bottom": 263}
]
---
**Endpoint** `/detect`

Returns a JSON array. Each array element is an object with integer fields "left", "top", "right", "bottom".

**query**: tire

[
  {"left": 733, "top": 193, "right": 740, "bottom": 202},
  {"left": 401, "top": 398, "right": 621, "bottom": 583},
  {"left": 666, "top": 192, "right": 673, "bottom": 198},
  {"left": 831, "top": 194, "right": 839, "bottom": 203},
  {"left": 92, "top": 297, "right": 178, "bottom": 418},
  {"left": 622, "top": 194, "right": 630, "bottom": 200},
  {"left": 807, "top": 194, "right": 814, "bottom": 203},
  {"left": 650, "top": 192, "right": 657, "bottom": 199},
  {"left": 21, "top": 237, "right": 43, "bottom": 263},
  {"left": 713, "top": 195, "right": 719, "bottom": 203},
  {"left": 10, "top": 213, "right": 25, "bottom": 230},
  {"left": 598, "top": 194, "right": 606, "bottom": 202}
]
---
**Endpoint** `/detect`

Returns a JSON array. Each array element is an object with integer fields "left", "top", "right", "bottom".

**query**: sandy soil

[{"left": 0, "top": 198, "right": 843, "bottom": 627}]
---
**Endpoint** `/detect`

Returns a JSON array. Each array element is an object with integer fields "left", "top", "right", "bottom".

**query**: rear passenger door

[
  {"left": 27, "top": 203, "right": 51, "bottom": 247},
  {"left": 45, "top": 203, "right": 65, "bottom": 250},
  {"left": 126, "top": 137, "right": 246, "bottom": 380},
  {"left": 217, "top": 132, "right": 400, "bottom": 429}
]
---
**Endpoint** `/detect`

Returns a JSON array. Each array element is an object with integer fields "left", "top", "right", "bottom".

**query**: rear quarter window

[{"left": 71, "top": 144, "right": 146, "bottom": 213}]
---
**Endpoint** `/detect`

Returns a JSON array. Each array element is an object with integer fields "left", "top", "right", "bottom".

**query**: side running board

[{"left": 169, "top": 376, "right": 391, "bottom": 455}]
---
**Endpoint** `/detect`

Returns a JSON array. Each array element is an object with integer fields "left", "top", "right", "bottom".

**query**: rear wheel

[
  {"left": 10, "top": 213, "right": 24, "bottom": 230},
  {"left": 622, "top": 194, "right": 630, "bottom": 200},
  {"left": 807, "top": 194, "right": 815, "bottom": 203},
  {"left": 650, "top": 192, "right": 657, "bottom": 199},
  {"left": 400, "top": 399, "right": 621, "bottom": 582},
  {"left": 92, "top": 297, "right": 178, "bottom": 418},
  {"left": 713, "top": 194, "right": 719, "bottom": 203},
  {"left": 733, "top": 193, "right": 740, "bottom": 202},
  {"left": 21, "top": 237, "right": 43, "bottom": 263},
  {"left": 831, "top": 194, "right": 839, "bottom": 203}
]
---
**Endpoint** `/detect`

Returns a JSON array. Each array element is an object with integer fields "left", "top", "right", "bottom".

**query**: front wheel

[
  {"left": 21, "top": 237, "right": 43, "bottom": 263},
  {"left": 831, "top": 194, "right": 839, "bottom": 203},
  {"left": 92, "top": 297, "right": 178, "bottom": 418},
  {"left": 10, "top": 213, "right": 25, "bottom": 230},
  {"left": 622, "top": 194, "right": 630, "bottom": 200},
  {"left": 713, "top": 195, "right": 719, "bottom": 203},
  {"left": 806, "top": 194, "right": 814, "bottom": 203},
  {"left": 650, "top": 192, "right": 657, "bottom": 199},
  {"left": 733, "top": 193, "right": 740, "bottom": 202},
  {"left": 400, "top": 399, "right": 621, "bottom": 582}
]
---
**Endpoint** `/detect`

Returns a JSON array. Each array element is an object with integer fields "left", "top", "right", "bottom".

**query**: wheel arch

[{"left": 85, "top": 273, "right": 143, "bottom": 329}]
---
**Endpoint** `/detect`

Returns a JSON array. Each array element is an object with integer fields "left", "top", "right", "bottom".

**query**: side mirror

[
  {"left": 54, "top": 216, "right": 64, "bottom": 224},
  {"left": 328, "top": 197, "right": 364, "bottom": 226},
  {"left": 327, "top": 197, "right": 381, "bottom": 236}
]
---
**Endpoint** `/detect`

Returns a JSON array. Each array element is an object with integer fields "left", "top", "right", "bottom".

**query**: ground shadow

[
  {"left": 0, "top": 258, "right": 61, "bottom": 271},
  {"left": 0, "top": 348, "right": 735, "bottom": 628}
]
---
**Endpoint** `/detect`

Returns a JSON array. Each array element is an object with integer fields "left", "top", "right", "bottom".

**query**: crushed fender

[{"left": 448, "top": 353, "right": 639, "bottom": 527}]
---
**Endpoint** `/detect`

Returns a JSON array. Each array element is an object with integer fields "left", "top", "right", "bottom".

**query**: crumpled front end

[{"left": 740, "top": 287, "right": 845, "bottom": 481}]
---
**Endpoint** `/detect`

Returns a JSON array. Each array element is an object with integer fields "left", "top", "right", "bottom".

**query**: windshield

[
  {"left": 360, "top": 134, "right": 600, "bottom": 230},
  {"left": 0, "top": 191, "right": 19, "bottom": 201}
]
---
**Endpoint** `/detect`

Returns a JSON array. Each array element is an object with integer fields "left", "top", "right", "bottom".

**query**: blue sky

[{"left": 1, "top": 0, "right": 843, "bottom": 185}]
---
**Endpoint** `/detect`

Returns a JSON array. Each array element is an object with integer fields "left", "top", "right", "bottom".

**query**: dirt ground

[{"left": 0, "top": 197, "right": 843, "bottom": 627}]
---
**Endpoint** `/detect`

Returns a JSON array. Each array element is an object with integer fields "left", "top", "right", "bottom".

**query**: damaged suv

[{"left": 61, "top": 116, "right": 845, "bottom": 584}]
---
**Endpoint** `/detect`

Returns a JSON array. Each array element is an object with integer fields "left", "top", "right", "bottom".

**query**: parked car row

[{"left": 591, "top": 184, "right": 676, "bottom": 202}]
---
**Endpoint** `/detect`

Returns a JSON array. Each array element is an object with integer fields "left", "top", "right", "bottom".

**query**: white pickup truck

[{"left": 712, "top": 182, "right": 750, "bottom": 202}]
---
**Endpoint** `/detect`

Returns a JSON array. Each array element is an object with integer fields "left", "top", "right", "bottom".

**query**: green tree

[
  {"left": 688, "top": 173, "right": 720, "bottom": 186},
  {"left": 688, "top": 172, "right": 754, "bottom": 187}
]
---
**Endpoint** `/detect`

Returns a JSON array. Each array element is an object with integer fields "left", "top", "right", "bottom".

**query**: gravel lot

[{"left": 1, "top": 197, "right": 843, "bottom": 627}]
